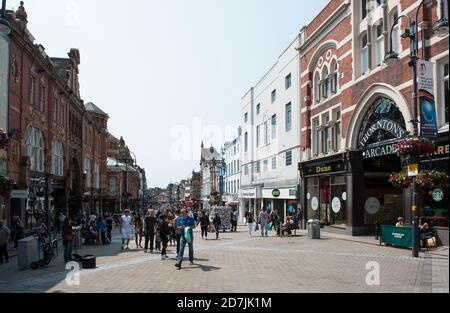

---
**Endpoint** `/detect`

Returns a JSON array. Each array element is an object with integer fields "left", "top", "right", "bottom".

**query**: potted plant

[{"left": 0, "top": 175, "right": 12, "bottom": 198}]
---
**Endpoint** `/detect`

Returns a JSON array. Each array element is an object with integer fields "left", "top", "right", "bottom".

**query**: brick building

[
  {"left": 3, "top": 3, "right": 111, "bottom": 229},
  {"left": 298, "top": 0, "right": 448, "bottom": 243}
]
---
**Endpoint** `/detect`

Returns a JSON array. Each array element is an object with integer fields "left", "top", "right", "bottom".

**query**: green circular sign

[
  {"left": 272, "top": 189, "right": 281, "bottom": 198},
  {"left": 432, "top": 188, "right": 444, "bottom": 202}
]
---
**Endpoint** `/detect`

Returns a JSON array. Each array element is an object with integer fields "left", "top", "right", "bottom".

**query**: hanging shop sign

[
  {"left": 418, "top": 60, "right": 438, "bottom": 138},
  {"left": 432, "top": 188, "right": 444, "bottom": 202}
]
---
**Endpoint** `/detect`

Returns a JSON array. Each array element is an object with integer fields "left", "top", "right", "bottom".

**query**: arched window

[
  {"left": 361, "top": 32, "right": 369, "bottom": 75},
  {"left": 109, "top": 177, "right": 116, "bottom": 193},
  {"left": 52, "top": 140, "right": 64, "bottom": 176},
  {"left": 314, "top": 72, "right": 321, "bottom": 103},
  {"left": 26, "top": 127, "right": 45, "bottom": 172},
  {"left": 330, "top": 60, "right": 339, "bottom": 93},
  {"left": 322, "top": 66, "right": 330, "bottom": 98}
]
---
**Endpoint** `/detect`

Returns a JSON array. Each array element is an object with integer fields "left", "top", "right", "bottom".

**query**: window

[
  {"left": 314, "top": 119, "right": 322, "bottom": 156},
  {"left": 237, "top": 160, "right": 240, "bottom": 172},
  {"left": 26, "top": 127, "right": 44, "bottom": 172},
  {"left": 285, "top": 151, "right": 292, "bottom": 166},
  {"left": 272, "top": 156, "right": 277, "bottom": 170},
  {"left": 439, "top": 0, "right": 449, "bottom": 20},
  {"left": 39, "top": 85, "right": 45, "bottom": 112},
  {"left": 237, "top": 179, "right": 240, "bottom": 190},
  {"left": 285, "top": 73, "right": 292, "bottom": 89},
  {"left": 256, "top": 103, "right": 261, "bottom": 115},
  {"left": 391, "top": 9, "right": 400, "bottom": 54},
  {"left": 244, "top": 132, "right": 248, "bottom": 152},
  {"left": 94, "top": 161, "right": 100, "bottom": 189},
  {"left": 29, "top": 76, "right": 35, "bottom": 105},
  {"left": 255, "top": 161, "right": 260, "bottom": 173},
  {"left": 109, "top": 177, "right": 117, "bottom": 193},
  {"left": 53, "top": 96, "right": 58, "bottom": 122},
  {"left": 441, "top": 62, "right": 449, "bottom": 125},
  {"left": 256, "top": 125, "right": 260, "bottom": 147},
  {"left": 271, "top": 90, "right": 277, "bottom": 103},
  {"left": 61, "top": 101, "right": 65, "bottom": 126},
  {"left": 264, "top": 121, "right": 269, "bottom": 145},
  {"left": 244, "top": 165, "right": 249, "bottom": 175},
  {"left": 324, "top": 115, "right": 332, "bottom": 154},
  {"left": 375, "top": 23, "right": 384, "bottom": 66},
  {"left": 263, "top": 160, "right": 268, "bottom": 172},
  {"left": 362, "top": 0, "right": 368, "bottom": 19},
  {"left": 271, "top": 115, "right": 277, "bottom": 140},
  {"left": 314, "top": 72, "right": 321, "bottom": 103},
  {"left": 244, "top": 113, "right": 248, "bottom": 123},
  {"left": 334, "top": 110, "right": 341, "bottom": 151},
  {"left": 52, "top": 140, "right": 64, "bottom": 176},
  {"left": 322, "top": 66, "right": 330, "bottom": 98},
  {"left": 361, "top": 33, "right": 369, "bottom": 75},
  {"left": 285, "top": 102, "right": 292, "bottom": 132},
  {"left": 331, "top": 61, "right": 338, "bottom": 93},
  {"left": 85, "top": 159, "right": 91, "bottom": 188}
]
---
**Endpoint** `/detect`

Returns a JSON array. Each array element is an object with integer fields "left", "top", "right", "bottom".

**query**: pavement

[{"left": 0, "top": 225, "right": 448, "bottom": 293}]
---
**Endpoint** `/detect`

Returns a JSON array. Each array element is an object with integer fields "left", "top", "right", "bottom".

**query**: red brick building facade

[
  {"left": 4, "top": 3, "right": 111, "bottom": 229},
  {"left": 298, "top": 0, "right": 448, "bottom": 243}
]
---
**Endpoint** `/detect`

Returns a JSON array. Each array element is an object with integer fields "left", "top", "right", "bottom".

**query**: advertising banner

[{"left": 418, "top": 60, "right": 438, "bottom": 138}]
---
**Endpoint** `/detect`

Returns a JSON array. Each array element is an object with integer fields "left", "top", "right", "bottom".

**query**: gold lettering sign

[{"left": 316, "top": 166, "right": 332, "bottom": 173}]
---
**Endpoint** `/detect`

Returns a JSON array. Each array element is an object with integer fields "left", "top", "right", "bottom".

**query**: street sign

[{"left": 407, "top": 164, "right": 419, "bottom": 177}]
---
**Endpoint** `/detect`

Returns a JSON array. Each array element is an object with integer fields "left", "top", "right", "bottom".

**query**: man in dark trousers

[
  {"left": 144, "top": 209, "right": 157, "bottom": 253},
  {"left": 199, "top": 211, "right": 210, "bottom": 240},
  {"left": 173, "top": 209, "right": 183, "bottom": 256},
  {"left": 213, "top": 213, "right": 222, "bottom": 240}
]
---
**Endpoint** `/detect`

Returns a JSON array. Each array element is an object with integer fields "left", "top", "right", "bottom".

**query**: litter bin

[{"left": 307, "top": 219, "right": 320, "bottom": 239}]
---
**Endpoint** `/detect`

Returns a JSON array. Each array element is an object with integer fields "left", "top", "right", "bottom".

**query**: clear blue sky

[{"left": 7, "top": 0, "right": 328, "bottom": 187}]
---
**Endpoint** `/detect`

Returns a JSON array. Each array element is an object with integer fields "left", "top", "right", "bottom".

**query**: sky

[{"left": 6, "top": 0, "right": 329, "bottom": 188}]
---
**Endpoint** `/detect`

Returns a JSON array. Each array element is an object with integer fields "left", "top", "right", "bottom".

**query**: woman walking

[
  {"left": 159, "top": 215, "right": 169, "bottom": 260},
  {"left": 213, "top": 213, "right": 221, "bottom": 240},
  {"left": 133, "top": 211, "right": 144, "bottom": 248},
  {"left": 199, "top": 211, "right": 210, "bottom": 240},
  {"left": 120, "top": 209, "right": 133, "bottom": 250},
  {"left": 245, "top": 210, "right": 254, "bottom": 237},
  {"left": 62, "top": 218, "right": 74, "bottom": 262}
]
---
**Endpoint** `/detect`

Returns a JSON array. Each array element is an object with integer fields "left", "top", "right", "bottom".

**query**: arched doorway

[{"left": 357, "top": 97, "right": 407, "bottom": 227}]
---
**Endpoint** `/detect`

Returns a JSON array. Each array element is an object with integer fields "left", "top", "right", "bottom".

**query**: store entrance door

[{"left": 320, "top": 177, "right": 331, "bottom": 225}]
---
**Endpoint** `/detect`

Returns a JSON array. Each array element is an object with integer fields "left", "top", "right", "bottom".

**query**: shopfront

[
  {"left": 240, "top": 187, "right": 261, "bottom": 218},
  {"left": 261, "top": 187, "right": 298, "bottom": 223},
  {"left": 300, "top": 156, "right": 349, "bottom": 230}
]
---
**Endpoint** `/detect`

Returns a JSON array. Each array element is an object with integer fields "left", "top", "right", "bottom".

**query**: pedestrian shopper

[
  {"left": 105, "top": 214, "right": 113, "bottom": 244},
  {"left": 133, "top": 211, "right": 144, "bottom": 249},
  {"left": 89, "top": 220, "right": 99, "bottom": 244},
  {"left": 97, "top": 216, "right": 107, "bottom": 245},
  {"left": 155, "top": 223, "right": 161, "bottom": 252},
  {"left": 144, "top": 209, "right": 157, "bottom": 253},
  {"left": 173, "top": 210, "right": 183, "bottom": 256},
  {"left": 245, "top": 210, "right": 254, "bottom": 237},
  {"left": 259, "top": 209, "right": 269, "bottom": 237},
  {"left": 120, "top": 209, "right": 133, "bottom": 250},
  {"left": 0, "top": 219, "right": 10, "bottom": 265},
  {"left": 159, "top": 215, "right": 170, "bottom": 260},
  {"left": 396, "top": 217, "right": 405, "bottom": 227},
  {"left": 62, "top": 217, "right": 74, "bottom": 262},
  {"left": 213, "top": 213, "right": 221, "bottom": 240},
  {"left": 58, "top": 212, "right": 66, "bottom": 233},
  {"left": 168, "top": 213, "right": 175, "bottom": 246},
  {"left": 231, "top": 209, "right": 238, "bottom": 232},
  {"left": 199, "top": 210, "right": 210, "bottom": 240},
  {"left": 270, "top": 210, "right": 280, "bottom": 232},
  {"left": 175, "top": 209, "right": 196, "bottom": 269},
  {"left": 11, "top": 216, "right": 24, "bottom": 249}
]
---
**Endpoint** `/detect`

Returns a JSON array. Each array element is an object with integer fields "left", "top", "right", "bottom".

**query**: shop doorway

[{"left": 320, "top": 177, "right": 330, "bottom": 225}]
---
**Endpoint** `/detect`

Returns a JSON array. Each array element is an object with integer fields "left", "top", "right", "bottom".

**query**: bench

[{"left": 281, "top": 221, "right": 300, "bottom": 236}]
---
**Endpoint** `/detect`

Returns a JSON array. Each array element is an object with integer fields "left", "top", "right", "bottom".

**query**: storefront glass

[
  {"left": 306, "top": 177, "right": 320, "bottom": 221},
  {"left": 330, "top": 175, "right": 346, "bottom": 227}
]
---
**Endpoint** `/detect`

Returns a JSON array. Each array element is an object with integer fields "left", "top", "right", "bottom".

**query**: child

[{"left": 155, "top": 224, "right": 161, "bottom": 252}]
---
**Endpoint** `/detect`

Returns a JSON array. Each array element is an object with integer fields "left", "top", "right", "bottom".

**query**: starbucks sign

[{"left": 432, "top": 188, "right": 444, "bottom": 202}]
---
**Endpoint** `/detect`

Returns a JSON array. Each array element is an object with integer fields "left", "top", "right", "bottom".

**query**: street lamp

[{"left": 385, "top": 0, "right": 448, "bottom": 258}]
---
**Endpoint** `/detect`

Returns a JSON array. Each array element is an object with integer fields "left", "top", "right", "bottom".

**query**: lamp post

[{"left": 385, "top": 0, "right": 448, "bottom": 258}]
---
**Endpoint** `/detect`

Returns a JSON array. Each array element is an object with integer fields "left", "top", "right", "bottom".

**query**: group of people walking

[{"left": 118, "top": 207, "right": 196, "bottom": 269}]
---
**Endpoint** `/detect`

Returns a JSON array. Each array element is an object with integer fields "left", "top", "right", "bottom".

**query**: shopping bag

[
  {"left": 184, "top": 227, "right": 193, "bottom": 243},
  {"left": 254, "top": 224, "right": 259, "bottom": 231}
]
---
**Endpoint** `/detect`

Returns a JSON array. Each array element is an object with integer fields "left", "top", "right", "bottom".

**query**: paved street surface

[{"left": 0, "top": 226, "right": 448, "bottom": 293}]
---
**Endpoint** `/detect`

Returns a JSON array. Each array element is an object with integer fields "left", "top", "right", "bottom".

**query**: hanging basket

[
  {"left": 395, "top": 136, "right": 435, "bottom": 157},
  {"left": 0, "top": 129, "right": 9, "bottom": 150},
  {"left": 0, "top": 175, "right": 12, "bottom": 198},
  {"left": 389, "top": 170, "right": 449, "bottom": 189},
  {"left": 389, "top": 172, "right": 413, "bottom": 189}
]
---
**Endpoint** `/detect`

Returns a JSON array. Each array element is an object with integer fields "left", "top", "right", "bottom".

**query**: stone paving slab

[{"left": 0, "top": 226, "right": 447, "bottom": 293}]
